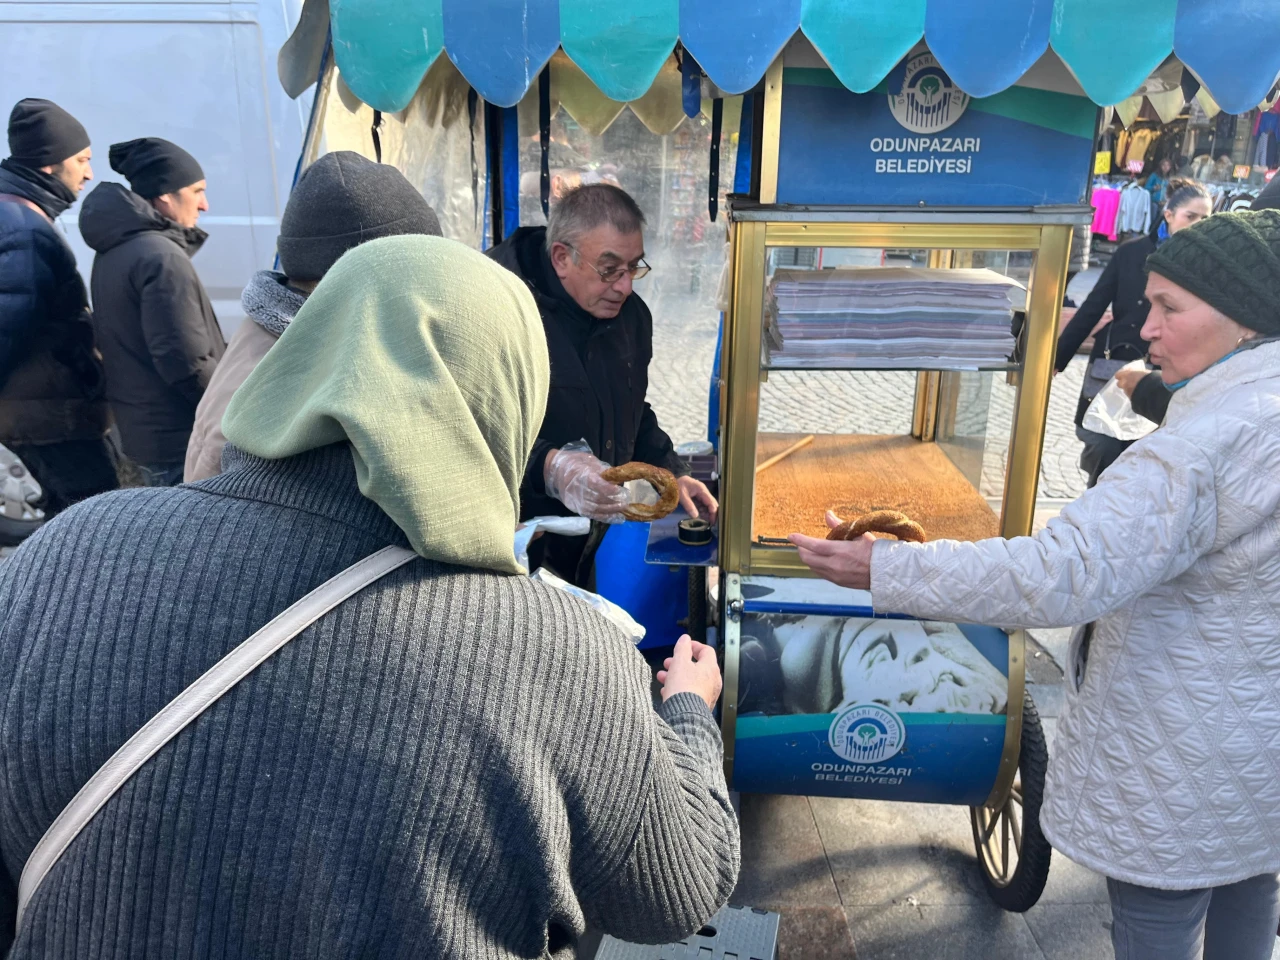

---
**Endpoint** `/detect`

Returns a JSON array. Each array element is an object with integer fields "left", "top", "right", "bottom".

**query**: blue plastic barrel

[{"left": 594, "top": 522, "right": 688, "bottom": 650}]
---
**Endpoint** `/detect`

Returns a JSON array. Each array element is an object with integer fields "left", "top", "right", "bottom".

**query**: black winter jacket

[
  {"left": 488, "top": 227, "right": 687, "bottom": 583},
  {"left": 488, "top": 227, "right": 687, "bottom": 520},
  {"left": 81, "top": 182, "right": 224, "bottom": 463},
  {"left": 1130, "top": 371, "right": 1171, "bottom": 425},
  {"left": 1056, "top": 229, "right": 1158, "bottom": 425},
  {"left": 0, "top": 160, "right": 109, "bottom": 445}
]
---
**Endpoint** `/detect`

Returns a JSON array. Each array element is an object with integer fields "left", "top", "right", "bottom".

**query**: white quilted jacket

[{"left": 872, "top": 341, "right": 1280, "bottom": 888}]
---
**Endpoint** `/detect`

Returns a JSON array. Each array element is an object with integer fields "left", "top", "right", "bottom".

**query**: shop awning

[{"left": 283, "top": 0, "right": 1280, "bottom": 117}]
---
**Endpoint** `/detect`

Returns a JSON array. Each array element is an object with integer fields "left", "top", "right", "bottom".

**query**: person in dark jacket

[
  {"left": 80, "top": 137, "right": 224, "bottom": 486},
  {"left": 0, "top": 237, "right": 738, "bottom": 958},
  {"left": 1253, "top": 173, "right": 1280, "bottom": 213},
  {"left": 0, "top": 98, "right": 116, "bottom": 515},
  {"left": 488, "top": 184, "right": 717, "bottom": 584},
  {"left": 1055, "top": 179, "right": 1211, "bottom": 485}
]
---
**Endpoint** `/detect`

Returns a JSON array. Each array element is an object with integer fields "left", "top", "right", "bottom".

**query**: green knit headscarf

[
  {"left": 223, "top": 235, "right": 549, "bottom": 575},
  {"left": 1146, "top": 208, "right": 1280, "bottom": 337}
]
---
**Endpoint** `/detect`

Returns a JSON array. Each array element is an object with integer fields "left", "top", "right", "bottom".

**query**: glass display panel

[{"left": 752, "top": 246, "right": 1032, "bottom": 545}]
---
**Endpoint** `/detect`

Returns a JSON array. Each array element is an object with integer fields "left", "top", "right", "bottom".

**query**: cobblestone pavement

[{"left": 648, "top": 312, "right": 1090, "bottom": 502}]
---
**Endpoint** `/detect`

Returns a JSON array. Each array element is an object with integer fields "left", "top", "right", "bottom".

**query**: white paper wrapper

[
  {"left": 513, "top": 515, "right": 591, "bottom": 572},
  {"left": 1082, "top": 360, "right": 1159, "bottom": 441},
  {"left": 529, "top": 568, "right": 646, "bottom": 644}
]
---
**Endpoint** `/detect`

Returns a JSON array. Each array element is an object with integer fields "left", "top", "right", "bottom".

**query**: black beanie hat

[
  {"left": 1146, "top": 209, "right": 1280, "bottom": 338},
  {"left": 7, "top": 98, "right": 90, "bottom": 167},
  {"left": 108, "top": 138, "right": 204, "bottom": 198},
  {"left": 277, "top": 151, "right": 443, "bottom": 281}
]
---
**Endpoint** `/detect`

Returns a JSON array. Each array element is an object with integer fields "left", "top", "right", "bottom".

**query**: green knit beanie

[{"left": 1146, "top": 209, "right": 1280, "bottom": 337}]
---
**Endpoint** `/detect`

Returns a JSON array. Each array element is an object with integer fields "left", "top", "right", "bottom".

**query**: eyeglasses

[{"left": 566, "top": 244, "right": 651, "bottom": 284}]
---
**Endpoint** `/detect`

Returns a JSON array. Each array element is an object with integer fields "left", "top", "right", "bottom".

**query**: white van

[{"left": 1, "top": 0, "right": 309, "bottom": 338}]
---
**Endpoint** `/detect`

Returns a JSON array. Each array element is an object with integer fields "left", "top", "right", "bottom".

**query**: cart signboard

[{"left": 775, "top": 56, "right": 1096, "bottom": 206}]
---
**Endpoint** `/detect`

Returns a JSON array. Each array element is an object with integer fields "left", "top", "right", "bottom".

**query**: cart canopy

[{"left": 282, "top": 0, "right": 1280, "bottom": 118}]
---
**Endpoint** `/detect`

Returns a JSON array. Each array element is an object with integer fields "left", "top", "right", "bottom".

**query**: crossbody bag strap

[{"left": 15, "top": 544, "right": 418, "bottom": 930}]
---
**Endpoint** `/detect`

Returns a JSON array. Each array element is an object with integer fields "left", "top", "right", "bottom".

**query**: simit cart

[
  {"left": 275, "top": 0, "right": 1277, "bottom": 920},
  {"left": 647, "top": 53, "right": 1093, "bottom": 912}
]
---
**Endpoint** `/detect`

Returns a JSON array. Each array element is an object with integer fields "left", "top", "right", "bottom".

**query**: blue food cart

[{"left": 279, "top": 0, "right": 1280, "bottom": 916}]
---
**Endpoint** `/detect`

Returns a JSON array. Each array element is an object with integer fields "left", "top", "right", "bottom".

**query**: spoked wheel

[{"left": 970, "top": 690, "right": 1052, "bottom": 912}]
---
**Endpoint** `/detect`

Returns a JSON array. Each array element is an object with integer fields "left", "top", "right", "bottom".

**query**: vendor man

[{"left": 490, "top": 183, "right": 716, "bottom": 584}]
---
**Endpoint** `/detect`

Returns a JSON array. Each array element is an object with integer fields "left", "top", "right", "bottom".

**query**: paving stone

[
  {"left": 1038, "top": 851, "right": 1110, "bottom": 906},
  {"left": 770, "top": 906, "right": 857, "bottom": 960},
  {"left": 733, "top": 793, "right": 842, "bottom": 907},
  {"left": 808, "top": 797, "right": 991, "bottom": 906},
  {"left": 1024, "top": 904, "right": 1113, "bottom": 960},
  {"left": 846, "top": 902, "right": 1046, "bottom": 960},
  {"left": 1028, "top": 627, "right": 1074, "bottom": 674}
]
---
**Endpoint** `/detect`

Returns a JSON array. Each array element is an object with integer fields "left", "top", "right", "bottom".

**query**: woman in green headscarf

[
  {"left": 0, "top": 234, "right": 738, "bottom": 957},
  {"left": 223, "top": 233, "right": 548, "bottom": 573}
]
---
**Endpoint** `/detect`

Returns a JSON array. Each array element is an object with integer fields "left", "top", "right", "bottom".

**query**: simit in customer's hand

[
  {"left": 657, "top": 634, "right": 722, "bottom": 709},
  {"left": 788, "top": 510, "right": 877, "bottom": 590}
]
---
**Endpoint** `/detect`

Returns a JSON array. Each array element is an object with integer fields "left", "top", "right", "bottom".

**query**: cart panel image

[{"left": 731, "top": 575, "right": 1014, "bottom": 806}]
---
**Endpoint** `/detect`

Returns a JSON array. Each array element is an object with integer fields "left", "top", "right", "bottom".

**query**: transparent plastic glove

[{"left": 544, "top": 440, "right": 628, "bottom": 523}]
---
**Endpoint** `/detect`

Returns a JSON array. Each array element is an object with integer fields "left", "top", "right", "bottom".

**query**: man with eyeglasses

[{"left": 490, "top": 182, "right": 717, "bottom": 585}]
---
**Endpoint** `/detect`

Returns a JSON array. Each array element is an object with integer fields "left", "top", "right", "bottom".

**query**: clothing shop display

[
  {"left": 1115, "top": 127, "right": 1157, "bottom": 169},
  {"left": 1190, "top": 155, "right": 1216, "bottom": 181},
  {"left": 1216, "top": 112, "right": 1239, "bottom": 147},
  {"left": 1116, "top": 181, "right": 1152, "bottom": 236},
  {"left": 1091, "top": 186, "right": 1122, "bottom": 241}
]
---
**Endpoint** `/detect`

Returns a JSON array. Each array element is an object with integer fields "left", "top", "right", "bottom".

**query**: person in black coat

[
  {"left": 0, "top": 98, "right": 116, "bottom": 516},
  {"left": 488, "top": 184, "right": 716, "bottom": 585},
  {"left": 80, "top": 138, "right": 224, "bottom": 486},
  {"left": 1055, "top": 180, "right": 1211, "bottom": 485}
]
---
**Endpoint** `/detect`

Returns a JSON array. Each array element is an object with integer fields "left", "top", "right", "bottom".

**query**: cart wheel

[
  {"left": 969, "top": 690, "right": 1051, "bottom": 912},
  {"left": 686, "top": 566, "right": 708, "bottom": 644}
]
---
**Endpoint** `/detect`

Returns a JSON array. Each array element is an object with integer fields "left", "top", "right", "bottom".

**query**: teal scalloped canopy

[{"left": 310, "top": 0, "right": 1280, "bottom": 115}]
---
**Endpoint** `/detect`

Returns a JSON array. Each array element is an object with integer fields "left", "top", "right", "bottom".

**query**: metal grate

[{"left": 595, "top": 904, "right": 779, "bottom": 960}]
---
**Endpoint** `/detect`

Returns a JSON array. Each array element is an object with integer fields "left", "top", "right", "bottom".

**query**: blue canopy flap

[{"left": 291, "top": 0, "right": 1280, "bottom": 117}]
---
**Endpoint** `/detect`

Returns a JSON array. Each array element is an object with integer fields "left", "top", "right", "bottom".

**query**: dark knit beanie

[
  {"left": 108, "top": 138, "right": 204, "bottom": 198},
  {"left": 277, "top": 151, "right": 443, "bottom": 281},
  {"left": 1146, "top": 209, "right": 1280, "bottom": 337},
  {"left": 7, "top": 99, "right": 90, "bottom": 167}
]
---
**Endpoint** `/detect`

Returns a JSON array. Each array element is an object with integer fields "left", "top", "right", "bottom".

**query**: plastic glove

[{"left": 544, "top": 443, "right": 628, "bottom": 523}]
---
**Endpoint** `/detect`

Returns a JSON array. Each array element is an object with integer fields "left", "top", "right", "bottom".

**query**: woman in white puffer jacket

[{"left": 790, "top": 209, "right": 1280, "bottom": 960}]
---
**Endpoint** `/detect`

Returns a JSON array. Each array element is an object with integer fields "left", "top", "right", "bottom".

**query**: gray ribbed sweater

[{"left": 0, "top": 443, "right": 738, "bottom": 958}]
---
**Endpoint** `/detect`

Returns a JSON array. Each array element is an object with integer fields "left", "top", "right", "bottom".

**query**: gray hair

[{"left": 545, "top": 183, "right": 646, "bottom": 252}]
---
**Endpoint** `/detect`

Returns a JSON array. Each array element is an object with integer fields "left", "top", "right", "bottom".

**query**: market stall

[{"left": 276, "top": 0, "right": 1280, "bottom": 921}]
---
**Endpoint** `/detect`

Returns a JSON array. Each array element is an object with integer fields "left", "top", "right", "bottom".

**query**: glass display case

[{"left": 718, "top": 213, "right": 1073, "bottom": 578}]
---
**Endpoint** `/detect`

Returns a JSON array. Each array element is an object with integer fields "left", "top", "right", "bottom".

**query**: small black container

[{"left": 678, "top": 518, "right": 713, "bottom": 545}]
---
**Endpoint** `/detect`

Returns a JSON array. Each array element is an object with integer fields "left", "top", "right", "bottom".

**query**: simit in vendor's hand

[{"left": 787, "top": 510, "right": 877, "bottom": 590}]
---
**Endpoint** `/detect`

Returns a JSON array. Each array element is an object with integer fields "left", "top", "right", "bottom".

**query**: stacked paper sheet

[{"left": 765, "top": 267, "right": 1023, "bottom": 369}]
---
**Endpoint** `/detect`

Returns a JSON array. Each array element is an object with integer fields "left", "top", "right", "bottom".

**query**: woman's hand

[
  {"left": 788, "top": 510, "right": 876, "bottom": 590},
  {"left": 1114, "top": 368, "right": 1147, "bottom": 398},
  {"left": 657, "top": 634, "right": 722, "bottom": 708}
]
